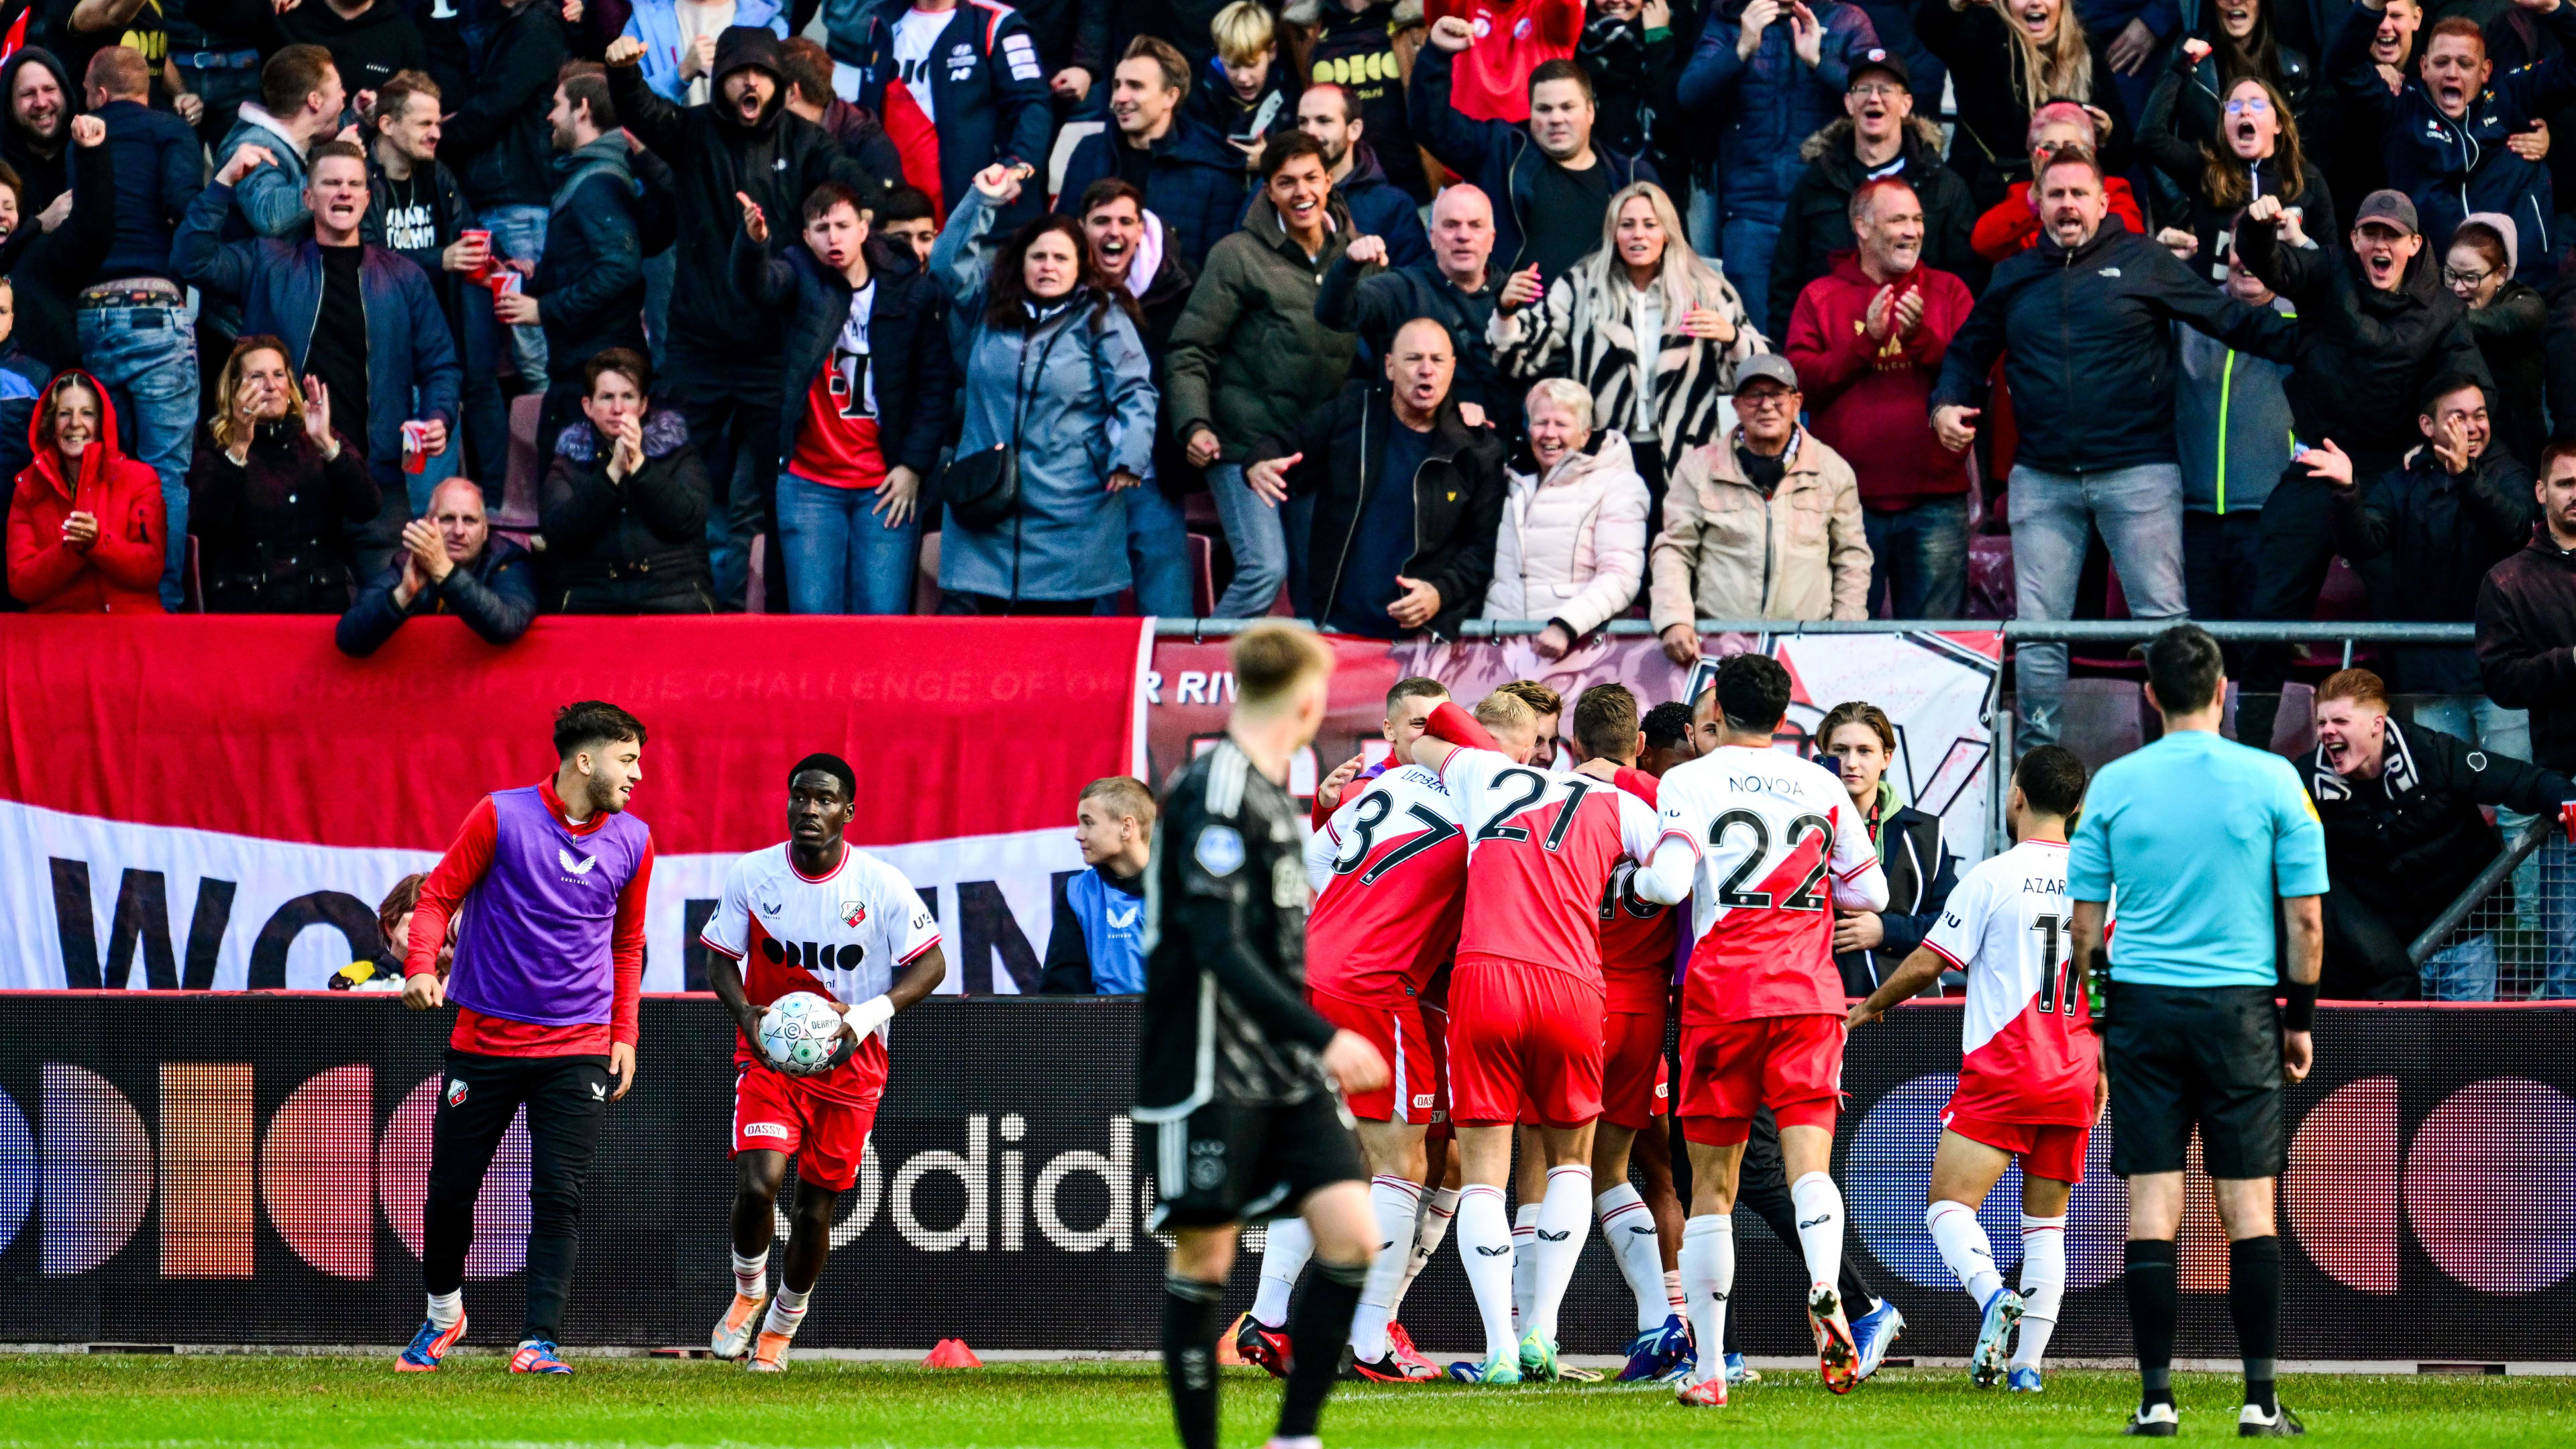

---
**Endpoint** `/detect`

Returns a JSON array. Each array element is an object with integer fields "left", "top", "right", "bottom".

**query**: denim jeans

[
  {"left": 2412, "top": 694, "right": 2542, "bottom": 1000},
  {"left": 78, "top": 302, "right": 200, "bottom": 609},
  {"left": 1719, "top": 215, "right": 1781, "bottom": 338},
  {"left": 1862, "top": 496, "right": 1968, "bottom": 620},
  {"left": 775, "top": 470, "right": 919, "bottom": 614},
  {"left": 1121, "top": 483, "right": 1193, "bottom": 616},
  {"left": 463, "top": 204, "right": 549, "bottom": 388},
  {"left": 2008, "top": 462, "right": 2188, "bottom": 752},
  {"left": 1207, "top": 461, "right": 1287, "bottom": 619},
  {"left": 2533, "top": 838, "right": 2576, "bottom": 1000}
]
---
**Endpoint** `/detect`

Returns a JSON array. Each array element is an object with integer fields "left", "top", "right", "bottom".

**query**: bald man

[
  {"left": 336, "top": 476, "right": 541, "bottom": 655},
  {"left": 1315, "top": 184, "right": 1517, "bottom": 429},
  {"left": 1248, "top": 315, "right": 1509, "bottom": 637}
]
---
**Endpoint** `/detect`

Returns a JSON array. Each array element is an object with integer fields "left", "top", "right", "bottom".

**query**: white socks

[
  {"left": 762, "top": 1283, "right": 809, "bottom": 1339},
  {"left": 1788, "top": 1171, "right": 1847, "bottom": 1299},
  {"left": 1391, "top": 1186, "right": 1458, "bottom": 1320},
  {"left": 426, "top": 1289, "right": 464, "bottom": 1329},
  {"left": 1510, "top": 1203, "right": 1540, "bottom": 1334},
  {"left": 1679, "top": 1214, "right": 1734, "bottom": 1379},
  {"left": 1597, "top": 1183, "right": 1670, "bottom": 1332},
  {"left": 1348, "top": 1176, "right": 1422, "bottom": 1362},
  {"left": 1523, "top": 1165, "right": 1591, "bottom": 1344},
  {"left": 2015, "top": 1214, "right": 2068, "bottom": 1368},
  {"left": 1926, "top": 1199, "right": 2004, "bottom": 1307},
  {"left": 731, "top": 1248, "right": 767, "bottom": 1300},
  {"left": 1664, "top": 1268, "right": 1686, "bottom": 1314},
  {"left": 1455, "top": 1184, "right": 1519, "bottom": 1361},
  {"left": 1252, "top": 1217, "right": 1313, "bottom": 1328}
]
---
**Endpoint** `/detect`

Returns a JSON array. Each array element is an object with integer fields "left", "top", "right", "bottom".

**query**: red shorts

[
  {"left": 1600, "top": 1007, "right": 1670, "bottom": 1130},
  {"left": 1446, "top": 954, "right": 1603, "bottom": 1128},
  {"left": 1678, "top": 1013, "right": 1844, "bottom": 1145},
  {"left": 1311, "top": 987, "right": 1445, "bottom": 1125},
  {"left": 1944, "top": 1108, "right": 2092, "bottom": 1185},
  {"left": 730, "top": 1037, "right": 888, "bottom": 1191}
]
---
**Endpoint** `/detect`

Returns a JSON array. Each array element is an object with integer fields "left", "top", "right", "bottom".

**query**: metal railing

[
  {"left": 2411, "top": 815, "right": 2571, "bottom": 1002},
  {"left": 1151, "top": 617, "right": 2481, "bottom": 645}
]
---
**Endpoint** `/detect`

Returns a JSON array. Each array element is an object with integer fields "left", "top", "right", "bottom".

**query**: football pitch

[{"left": 1, "top": 1357, "right": 2571, "bottom": 1448}]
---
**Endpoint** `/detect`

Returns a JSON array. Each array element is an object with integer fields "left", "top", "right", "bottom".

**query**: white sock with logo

[
  {"left": 731, "top": 1249, "right": 767, "bottom": 1300},
  {"left": 1454, "top": 1185, "right": 1519, "bottom": 1363},
  {"left": 1525, "top": 1165, "right": 1593, "bottom": 1343},
  {"left": 1510, "top": 1202, "right": 1540, "bottom": 1336},
  {"left": 426, "top": 1289, "right": 464, "bottom": 1330},
  {"left": 1679, "top": 1214, "right": 1733, "bottom": 1381},
  {"left": 761, "top": 1283, "right": 809, "bottom": 1340},
  {"left": 2015, "top": 1214, "right": 2068, "bottom": 1367},
  {"left": 1789, "top": 1171, "right": 1847, "bottom": 1301},
  {"left": 1597, "top": 1183, "right": 1670, "bottom": 1332},
  {"left": 1926, "top": 1199, "right": 2005, "bottom": 1307},
  {"left": 1348, "top": 1176, "right": 1421, "bottom": 1362},
  {"left": 1252, "top": 1217, "right": 1313, "bottom": 1328},
  {"left": 1389, "top": 1186, "right": 1457, "bottom": 1320}
]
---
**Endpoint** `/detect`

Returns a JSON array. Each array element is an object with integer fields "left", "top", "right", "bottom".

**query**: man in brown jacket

[{"left": 1650, "top": 354, "right": 1872, "bottom": 663}]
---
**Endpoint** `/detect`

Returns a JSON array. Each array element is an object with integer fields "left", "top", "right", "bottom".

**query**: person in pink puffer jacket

[{"left": 1481, "top": 377, "right": 1650, "bottom": 657}]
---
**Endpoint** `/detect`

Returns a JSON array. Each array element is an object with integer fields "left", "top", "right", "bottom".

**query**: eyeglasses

[
  {"left": 2444, "top": 266, "right": 2496, "bottom": 286},
  {"left": 1735, "top": 390, "right": 1798, "bottom": 410},
  {"left": 1849, "top": 82, "right": 1904, "bottom": 97},
  {"left": 2222, "top": 95, "right": 2273, "bottom": 115}
]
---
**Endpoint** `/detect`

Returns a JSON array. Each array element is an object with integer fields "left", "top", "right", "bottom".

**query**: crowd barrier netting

[{"left": 4, "top": 994, "right": 2571, "bottom": 1362}]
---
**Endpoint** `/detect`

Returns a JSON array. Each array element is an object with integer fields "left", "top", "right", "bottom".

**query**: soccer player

[
  {"left": 1629, "top": 655, "right": 1890, "bottom": 1406},
  {"left": 1849, "top": 745, "right": 2100, "bottom": 1394},
  {"left": 1313, "top": 676, "right": 1450, "bottom": 822},
  {"left": 396, "top": 702, "right": 655, "bottom": 1375},
  {"left": 1405, "top": 688, "right": 1662, "bottom": 1383},
  {"left": 1136, "top": 623, "right": 1390, "bottom": 1449},
  {"left": 2068, "top": 625, "right": 2325, "bottom": 1438},
  {"left": 700, "top": 754, "right": 949, "bottom": 1372}
]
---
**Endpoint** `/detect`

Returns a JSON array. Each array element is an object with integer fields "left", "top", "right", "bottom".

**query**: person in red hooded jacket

[{"left": 5, "top": 370, "right": 166, "bottom": 613}]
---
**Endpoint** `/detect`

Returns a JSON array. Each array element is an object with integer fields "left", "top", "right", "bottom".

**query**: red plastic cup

[{"left": 401, "top": 420, "right": 431, "bottom": 474}]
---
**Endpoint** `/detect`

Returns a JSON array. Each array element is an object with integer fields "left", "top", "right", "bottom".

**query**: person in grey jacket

[
  {"left": 927, "top": 164, "right": 1158, "bottom": 613},
  {"left": 2174, "top": 246, "right": 2298, "bottom": 630}
]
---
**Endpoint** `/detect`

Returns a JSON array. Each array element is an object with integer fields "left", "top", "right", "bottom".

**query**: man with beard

[
  {"left": 494, "top": 63, "right": 647, "bottom": 456},
  {"left": 1767, "top": 48, "right": 1978, "bottom": 328},
  {"left": 1293, "top": 82, "right": 1424, "bottom": 267},
  {"left": 608, "top": 24, "right": 889, "bottom": 611},
  {"left": 0, "top": 48, "right": 74, "bottom": 219},
  {"left": 1077, "top": 176, "right": 1196, "bottom": 618},
  {"left": 215, "top": 45, "right": 343, "bottom": 240}
]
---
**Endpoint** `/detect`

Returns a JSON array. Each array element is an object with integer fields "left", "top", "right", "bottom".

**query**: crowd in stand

[{"left": 13, "top": 0, "right": 2576, "bottom": 776}]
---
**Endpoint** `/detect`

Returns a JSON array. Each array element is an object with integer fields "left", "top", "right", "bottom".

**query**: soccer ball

[{"left": 756, "top": 992, "right": 853, "bottom": 1077}]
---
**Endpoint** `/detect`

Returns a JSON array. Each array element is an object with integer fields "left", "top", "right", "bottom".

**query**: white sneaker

[{"left": 2125, "top": 1402, "right": 2180, "bottom": 1437}]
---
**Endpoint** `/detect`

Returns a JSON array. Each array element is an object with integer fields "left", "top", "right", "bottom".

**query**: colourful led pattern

[
  {"left": 0, "top": 1086, "right": 32, "bottom": 1257},
  {"left": 2404, "top": 1077, "right": 2576, "bottom": 1295},
  {"left": 261, "top": 1065, "right": 374, "bottom": 1280},
  {"left": 377, "top": 1074, "right": 533, "bottom": 1279},
  {"left": 41, "top": 1064, "right": 152, "bottom": 1275}
]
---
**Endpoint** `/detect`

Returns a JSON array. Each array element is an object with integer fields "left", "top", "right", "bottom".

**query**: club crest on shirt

[
  {"left": 1195, "top": 824, "right": 1244, "bottom": 877},
  {"left": 841, "top": 900, "right": 868, "bottom": 928}
]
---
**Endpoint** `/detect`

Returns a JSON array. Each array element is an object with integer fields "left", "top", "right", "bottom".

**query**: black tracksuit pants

[{"left": 422, "top": 1051, "right": 611, "bottom": 1344}]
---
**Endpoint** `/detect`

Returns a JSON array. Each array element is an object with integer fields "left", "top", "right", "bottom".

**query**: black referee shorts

[
  {"left": 2104, "top": 982, "right": 2285, "bottom": 1180},
  {"left": 1146, "top": 1092, "right": 1368, "bottom": 1231}
]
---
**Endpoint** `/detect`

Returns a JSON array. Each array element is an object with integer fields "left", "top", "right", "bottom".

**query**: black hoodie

[
  {"left": 0, "top": 48, "right": 74, "bottom": 218},
  {"left": 437, "top": 0, "right": 569, "bottom": 210},
  {"left": 608, "top": 25, "right": 886, "bottom": 378},
  {"left": 278, "top": 0, "right": 432, "bottom": 97}
]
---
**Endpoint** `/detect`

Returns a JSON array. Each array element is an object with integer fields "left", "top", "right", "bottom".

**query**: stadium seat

[
  {"left": 1189, "top": 533, "right": 1215, "bottom": 618},
  {"left": 747, "top": 534, "right": 767, "bottom": 614},
  {"left": 2056, "top": 678, "right": 2145, "bottom": 775},
  {"left": 497, "top": 394, "right": 542, "bottom": 532}
]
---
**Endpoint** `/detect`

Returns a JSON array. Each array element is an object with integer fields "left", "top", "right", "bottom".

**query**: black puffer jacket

[
  {"left": 1312, "top": 258, "right": 1511, "bottom": 425},
  {"left": 1835, "top": 795, "right": 1959, "bottom": 998},
  {"left": 1250, "top": 382, "right": 1509, "bottom": 637},
  {"left": 2237, "top": 212, "right": 2492, "bottom": 463},
  {"left": 608, "top": 26, "right": 886, "bottom": 372},
  {"left": 2332, "top": 446, "right": 2536, "bottom": 694},
  {"left": 1931, "top": 223, "right": 2297, "bottom": 474},
  {"left": 541, "top": 409, "right": 716, "bottom": 612},
  {"left": 335, "top": 533, "right": 539, "bottom": 655},
  {"left": 732, "top": 229, "right": 955, "bottom": 478},
  {"left": 2303, "top": 717, "right": 2571, "bottom": 940},
  {"left": 437, "top": 0, "right": 568, "bottom": 211}
]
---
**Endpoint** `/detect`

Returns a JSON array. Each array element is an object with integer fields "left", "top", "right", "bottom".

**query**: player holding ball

[{"left": 700, "top": 754, "right": 949, "bottom": 1372}]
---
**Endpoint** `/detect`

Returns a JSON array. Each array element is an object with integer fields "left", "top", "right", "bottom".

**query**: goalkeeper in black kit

[{"left": 1134, "top": 623, "right": 1391, "bottom": 1449}]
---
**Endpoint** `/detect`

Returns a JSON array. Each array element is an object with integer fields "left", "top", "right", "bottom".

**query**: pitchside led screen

[{"left": 1, "top": 996, "right": 2569, "bottom": 1360}]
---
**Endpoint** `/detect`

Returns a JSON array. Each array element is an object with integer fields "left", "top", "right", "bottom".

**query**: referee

[
  {"left": 395, "top": 702, "right": 657, "bottom": 1375},
  {"left": 2068, "top": 626, "right": 2325, "bottom": 1438},
  {"left": 1134, "top": 623, "right": 1389, "bottom": 1449}
]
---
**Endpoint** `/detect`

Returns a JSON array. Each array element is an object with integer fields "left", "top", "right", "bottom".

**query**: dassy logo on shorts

[
  {"left": 743, "top": 1122, "right": 792, "bottom": 1140},
  {"left": 445, "top": 1077, "right": 468, "bottom": 1107}
]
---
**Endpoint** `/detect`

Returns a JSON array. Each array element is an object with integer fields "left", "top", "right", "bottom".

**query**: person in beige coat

[
  {"left": 1650, "top": 354, "right": 1872, "bottom": 663},
  {"left": 1483, "top": 378, "right": 1651, "bottom": 657}
]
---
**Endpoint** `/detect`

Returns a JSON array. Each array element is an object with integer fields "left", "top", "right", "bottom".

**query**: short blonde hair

[
  {"left": 1079, "top": 775, "right": 1157, "bottom": 826},
  {"left": 1210, "top": 0, "right": 1276, "bottom": 66},
  {"left": 1232, "top": 622, "right": 1335, "bottom": 708},
  {"left": 1524, "top": 377, "right": 1593, "bottom": 432},
  {"left": 1475, "top": 689, "right": 1539, "bottom": 735},
  {"left": 1497, "top": 680, "right": 1562, "bottom": 719}
]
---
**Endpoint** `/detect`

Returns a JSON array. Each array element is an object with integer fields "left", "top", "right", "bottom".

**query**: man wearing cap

[
  {"left": 1766, "top": 47, "right": 1980, "bottom": 329},
  {"left": 1930, "top": 150, "right": 2296, "bottom": 751},
  {"left": 1651, "top": 353, "right": 1872, "bottom": 661},
  {"left": 2229, "top": 185, "right": 2491, "bottom": 753}
]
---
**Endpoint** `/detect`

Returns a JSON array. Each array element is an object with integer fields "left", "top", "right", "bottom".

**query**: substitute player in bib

[
  {"left": 1405, "top": 690, "right": 1662, "bottom": 1384},
  {"left": 700, "top": 754, "right": 947, "bottom": 1372},
  {"left": 1137, "top": 623, "right": 1390, "bottom": 1449},
  {"left": 1631, "top": 655, "right": 1890, "bottom": 1405},
  {"left": 1849, "top": 745, "right": 2100, "bottom": 1394}
]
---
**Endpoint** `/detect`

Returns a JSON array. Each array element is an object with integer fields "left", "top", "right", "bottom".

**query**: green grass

[{"left": 0, "top": 1356, "right": 2569, "bottom": 1447}]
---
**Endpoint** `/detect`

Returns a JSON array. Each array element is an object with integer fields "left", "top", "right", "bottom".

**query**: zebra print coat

[{"left": 1488, "top": 263, "right": 1766, "bottom": 464}]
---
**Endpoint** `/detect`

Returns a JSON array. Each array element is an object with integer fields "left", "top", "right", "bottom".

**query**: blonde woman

[
  {"left": 1919, "top": 0, "right": 2135, "bottom": 207},
  {"left": 1489, "top": 180, "right": 1761, "bottom": 498},
  {"left": 1482, "top": 378, "right": 1651, "bottom": 656},
  {"left": 186, "top": 335, "right": 380, "bottom": 612}
]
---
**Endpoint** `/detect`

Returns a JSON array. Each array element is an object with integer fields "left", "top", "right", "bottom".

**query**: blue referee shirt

[{"left": 2068, "top": 729, "right": 2330, "bottom": 989}]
